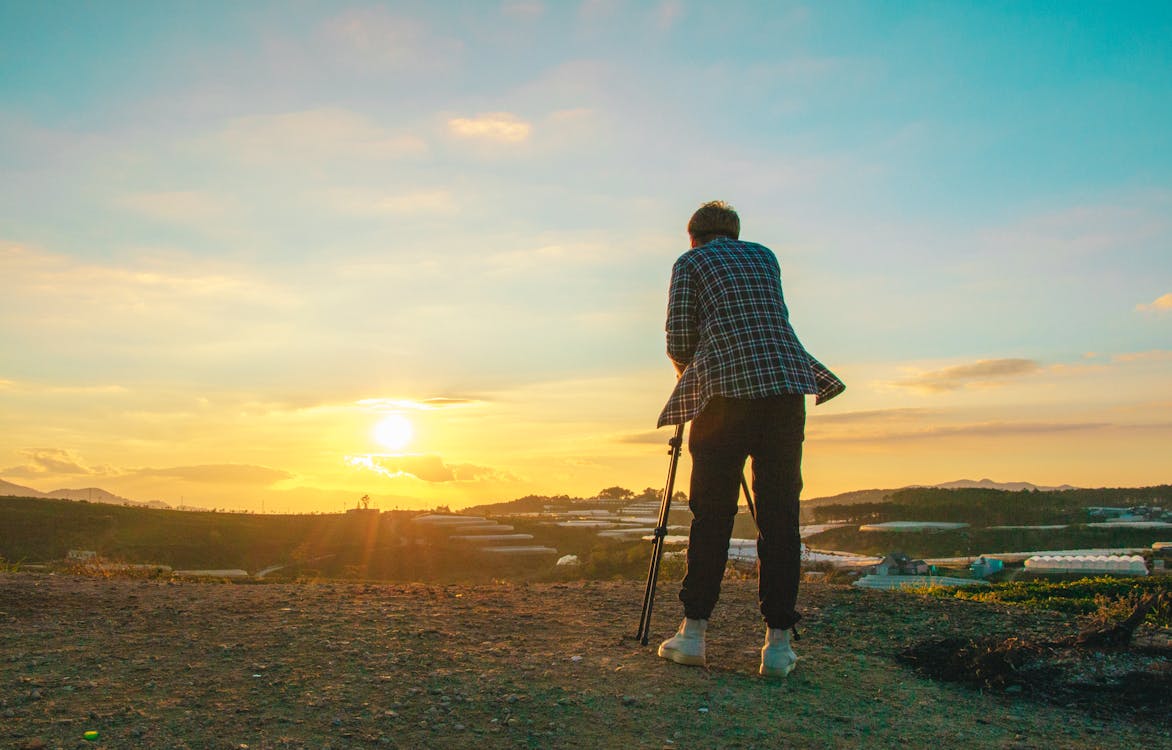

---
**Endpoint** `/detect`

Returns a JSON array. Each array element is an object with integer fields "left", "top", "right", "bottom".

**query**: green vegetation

[
  {"left": 810, "top": 485, "right": 1171, "bottom": 526},
  {"left": 4, "top": 484, "right": 1169, "bottom": 584},
  {"left": 804, "top": 485, "right": 1171, "bottom": 558},
  {"left": 0, "top": 496, "right": 501, "bottom": 580},
  {"left": 2, "top": 495, "right": 325, "bottom": 569},
  {"left": 919, "top": 576, "right": 1172, "bottom": 628},
  {"left": 0, "top": 495, "right": 661, "bottom": 582}
]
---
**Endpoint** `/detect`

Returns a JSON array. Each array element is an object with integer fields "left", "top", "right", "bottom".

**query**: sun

[{"left": 373, "top": 414, "right": 414, "bottom": 452}]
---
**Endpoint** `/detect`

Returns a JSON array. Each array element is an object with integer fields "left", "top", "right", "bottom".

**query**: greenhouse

[{"left": 1023, "top": 554, "right": 1148, "bottom": 576}]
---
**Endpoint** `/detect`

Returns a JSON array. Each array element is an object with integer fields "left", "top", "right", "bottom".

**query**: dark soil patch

[{"left": 898, "top": 635, "right": 1172, "bottom": 722}]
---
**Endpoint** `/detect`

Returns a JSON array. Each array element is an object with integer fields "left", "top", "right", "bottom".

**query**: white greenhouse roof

[
  {"left": 1024, "top": 554, "right": 1148, "bottom": 575},
  {"left": 448, "top": 533, "right": 535, "bottom": 543},
  {"left": 859, "top": 521, "right": 969, "bottom": 532},
  {"left": 412, "top": 514, "right": 487, "bottom": 525}
]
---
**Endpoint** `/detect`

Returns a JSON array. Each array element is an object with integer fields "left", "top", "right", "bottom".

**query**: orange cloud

[
  {"left": 213, "top": 108, "right": 427, "bottom": 163},
  {"left": 821, "top": 421, "right": 1112, "bottom": 444},
  {"left": 448, "top": 112, "right": 531, "bottom": 142},
  {"left": 3, "top": 448, "right": 101, "bottom": 477},
  {"left": 813, "top": 407, "right": 939, "bottom": 424},
  {"left": 1112, "top": 350, "right": 1172, "bottom": 363},
  {"left": 356, "top": 397, "right": 483, "bottom": 412},
  {"left": 1136, "top": 292, "right": 1172, "bottom": 312},
  {"left": 346, "top": 454, "right": 504, "bottom": 483},
  {"left": 888, "top": 358, "right": 1041, "bottom": 393},
  {"left": 132, "top": 464, "right": 292, "bottom": 485}
]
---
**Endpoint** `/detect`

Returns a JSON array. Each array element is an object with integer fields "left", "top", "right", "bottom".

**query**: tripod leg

[
  {"left": 739, "top": 473, "right": 756, "bottom": 523},
  {"left": 636, "top": 423, "right": 685, "bottom": 645}
]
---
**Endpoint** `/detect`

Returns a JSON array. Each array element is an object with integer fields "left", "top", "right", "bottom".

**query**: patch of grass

[{"left": 920, "top": 575, "right": 1172, "bottom": 627}]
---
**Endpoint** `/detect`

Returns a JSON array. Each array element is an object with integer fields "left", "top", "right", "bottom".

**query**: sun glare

[{"left": 373, "top": 414, "right": 414, "bottom": 452}]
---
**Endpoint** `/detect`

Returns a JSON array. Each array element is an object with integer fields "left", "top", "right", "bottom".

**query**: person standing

[{"left": 656, "top": 201, "right": 844, "bottom": 677}]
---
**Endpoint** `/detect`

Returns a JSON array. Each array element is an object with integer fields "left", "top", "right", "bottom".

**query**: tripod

[{"left": 635, "top": 424, "right": 757, "bottom": 645}]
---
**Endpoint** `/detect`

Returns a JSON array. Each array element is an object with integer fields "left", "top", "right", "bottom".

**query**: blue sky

[{"left": 2, "top": 1, "right": 1169, "bottom": 511}]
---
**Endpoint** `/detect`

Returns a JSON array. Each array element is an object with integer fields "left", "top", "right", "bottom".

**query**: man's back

[{"left": 658, "top": 237, "right": 835, "bottom": 427}]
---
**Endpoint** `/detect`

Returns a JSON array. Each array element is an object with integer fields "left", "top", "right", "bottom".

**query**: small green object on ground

[{"left": 83, "top": 730, "right": 99, "bottom": 741}]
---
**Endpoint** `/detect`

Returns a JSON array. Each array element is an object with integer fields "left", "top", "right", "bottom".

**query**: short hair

[{"left": 687, "top": 201, "right": 740, "bottom": 245}]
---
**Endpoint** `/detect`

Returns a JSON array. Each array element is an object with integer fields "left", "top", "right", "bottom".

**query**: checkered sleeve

[
  {"left": 809, "top": 354, "right": 846, "bottom": 404},
  {"left": 665, "top": 256, "right": 697, "bottom": 371}
]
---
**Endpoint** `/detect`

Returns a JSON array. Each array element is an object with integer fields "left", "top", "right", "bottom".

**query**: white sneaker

[
  {"left": 657, "top": 618, "right": 707, "bottom": 666},
  {"left": 760, "top": 627, "right": 797, "bottom": 677}
]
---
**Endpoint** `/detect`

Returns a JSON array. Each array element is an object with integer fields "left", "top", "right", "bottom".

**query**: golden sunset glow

[
  {"left": 373, "top": 414, "right": 414, "bottom": 452},
  {"left": 1, "top": 4, "right": 1169, "bottom": 513}
]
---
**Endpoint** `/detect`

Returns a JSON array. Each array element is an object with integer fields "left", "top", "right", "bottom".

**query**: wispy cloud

[
  {"left": 346, "top": 454, "right": 505, "bottom": 483},
  {"left": 320, "top": 8, "right": 463, "bottom": 71},
  {"left": 483, "top": 235, "right": 653, "bottom": 274},
  {"left": 888, "top": 358, "right": 1042, "bottom": 393},
  {"left": 2, "top": 244, "right": 294, "bottom": 323},
  {"left": 132, "top": 464, "right": 292, "bottom": 485},
  {"left": 979, "top": 194, "right": 1172, "bottom": 262},
  {"left": 2, "top": 450, "right": 291, "bottom": 487},
  {"left": 813, "top": 407, "right": 939, "bottom": 424},
  {"left": 0, "top": 377, "right": 128, "bottom": 396},
  {"left": 119, "top": 190, "right": 230, "bottom": 223},
  {"left": 448, "top": 112, "right": 532, "bottom": 142},
  {"left": 502, "top": 1, "right": 544, "bottom": 18},
  {"left": 1112, "top": 349, "right": 1172, "bottom": 363},
  {"left": 323, "top": 188, "right": 457, "bottom": 216},
  {"left": 617, "top": 431, "right": 672, "bottom": 445},
  {"left": 822, "top": 421, "right": 1112, "bottom": 444},
  {"left": 486, "top": 243, "right": 574, "bottom": 272},
  {"left": 1136, "top": 292, "right": 1172, "bottom": 312},
  {"left": 3, "top": 448, "right": 106, "bottom": 477},
  {"left": 356, "top": 397, "right": 484, "bottom": 412},
  {"left": 211, "top": 108, "right": 427, "bottom": 164}
]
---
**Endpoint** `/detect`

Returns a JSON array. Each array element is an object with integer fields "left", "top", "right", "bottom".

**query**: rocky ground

[{"left": 1, "top": 572, "right": 1169, "bottom": 749}]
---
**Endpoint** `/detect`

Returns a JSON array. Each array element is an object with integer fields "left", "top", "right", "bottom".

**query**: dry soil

[{"left": 1, "top": 573, "right": 1169, "bottom": 749}]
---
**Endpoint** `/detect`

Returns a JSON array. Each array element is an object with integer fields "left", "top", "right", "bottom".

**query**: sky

[{"left": 2, "top": 1, "right": 1170, "bottom": 513}]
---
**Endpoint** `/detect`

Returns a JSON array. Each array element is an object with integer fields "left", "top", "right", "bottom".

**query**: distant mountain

[
  {"left": 0, "top": 479, "right": 46, "bottom": 498},
  {"left": 0, "top": 478, "right": 163, "bottom": 508},
  {"left": 45, "top": 486, "right": 133, "bottom": 503},
  {"left": 933, "top": 478, "right": 1078, "bottom": 492}
]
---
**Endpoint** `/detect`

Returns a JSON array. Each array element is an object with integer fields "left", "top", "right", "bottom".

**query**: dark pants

[{"left": 679, "top": 394, "right": 806, "bottom": 630}]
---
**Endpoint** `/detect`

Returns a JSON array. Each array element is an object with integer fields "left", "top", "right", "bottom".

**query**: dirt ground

[{"left": 1, "top": 572, "right": 1169, "bottom": 750}]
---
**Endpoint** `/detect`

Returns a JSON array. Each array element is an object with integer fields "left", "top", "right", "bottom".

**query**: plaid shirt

[{"left": 657, "top": 238, "right": 845, "bottom": 427}]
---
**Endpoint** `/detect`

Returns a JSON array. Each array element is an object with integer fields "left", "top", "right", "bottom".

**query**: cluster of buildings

[
  {"left": 850, "top": 546, "right": 1166, "bottom": 590},
  {"left": 1086, "top": 505, "right": 1172, "bottom": 527},
  {"left": 840, "top": 503, "right": 1170, "bottom": 588},
  {"left": 417, "top": 496, "right": 1172, "bottom": 586}
]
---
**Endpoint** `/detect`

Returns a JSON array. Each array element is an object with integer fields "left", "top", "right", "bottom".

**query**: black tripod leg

[
  {"left": 739, "top": 473, "right": 757, "bottom": 523},
  {"left": 636, "top": 423, "right": 685, "bottom": 645}
]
